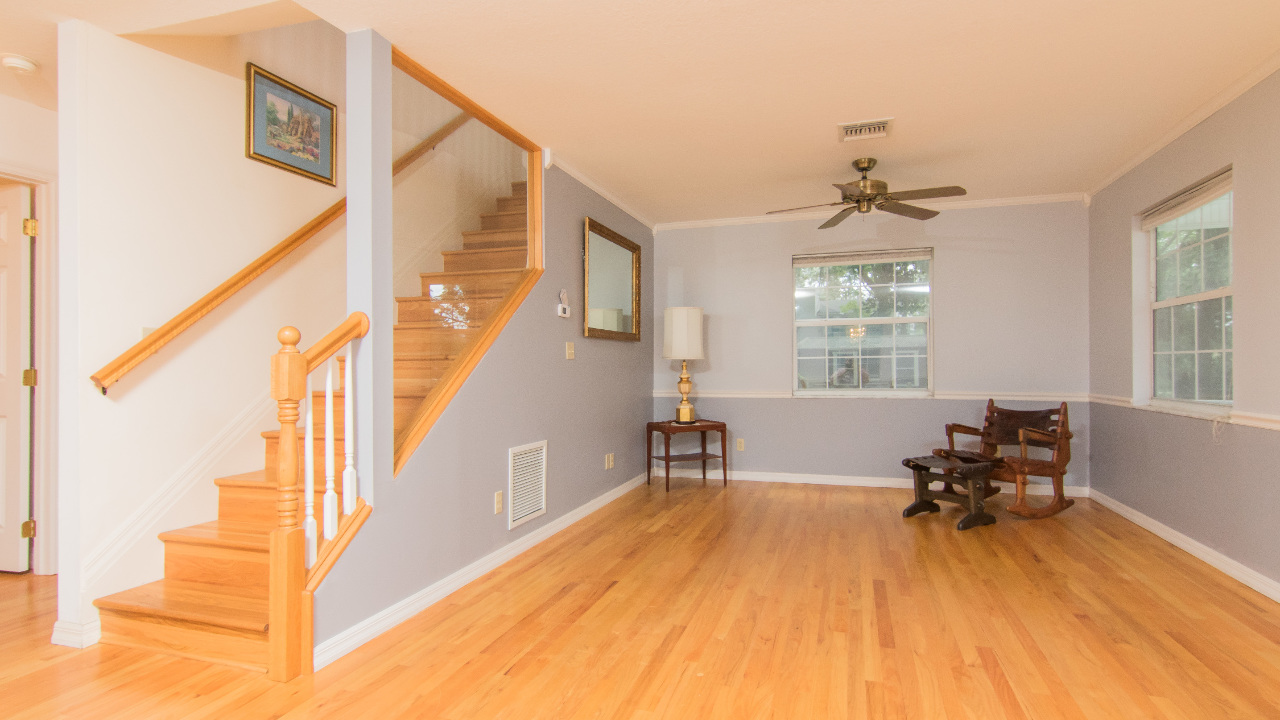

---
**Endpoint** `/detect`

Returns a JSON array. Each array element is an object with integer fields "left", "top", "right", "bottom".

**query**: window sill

[
  {"left": 1140, "top": 398, "right": 1232, "bottom": 421},
  {"left": 793, "top": 389, "right": 933, "bottom": 399}
]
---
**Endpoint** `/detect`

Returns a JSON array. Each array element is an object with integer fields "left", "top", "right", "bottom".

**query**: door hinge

[
  {"left": 22, "top": 219, "right": 37, "bottom": 237},
  {"left": 21, "top": 520, "right": 35, "bottom": 538},
  {"left": 21, "top": 368, "right": 36, "bottom": 387}
]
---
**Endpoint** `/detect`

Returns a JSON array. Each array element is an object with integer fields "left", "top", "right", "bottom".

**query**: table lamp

[{"left": 663, "top": 307, "right": 704, "bottom": 423}]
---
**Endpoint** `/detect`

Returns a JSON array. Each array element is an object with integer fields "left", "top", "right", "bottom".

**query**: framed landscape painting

[{"left": 246, "top": 63, "right": 337, "bottom": 185}]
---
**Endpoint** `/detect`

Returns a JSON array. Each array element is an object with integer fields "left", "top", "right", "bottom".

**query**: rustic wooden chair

[{"left": 934, "top": 399, "right": 1074, "bottom": 519}]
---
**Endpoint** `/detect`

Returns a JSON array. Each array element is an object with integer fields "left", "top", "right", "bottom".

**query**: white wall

[
  {"left": 653, "top": 202, "right": 1091, "bottom": 397},
  {"left": 0, "top": 94, "right": 57, "bottom": 180},
  {"left": 56, "top": 20, "right": 348, "bottom": 642},
  {"left": 390, "top": 68, "right": 525, "bottom": 299}
]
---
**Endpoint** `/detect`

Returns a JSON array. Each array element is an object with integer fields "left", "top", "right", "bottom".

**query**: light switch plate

[
  {"left": 566, "top": 342, "right": 575, "bottom": 359},
  {"left": 494, "top": 491, "right": 503, "bottom": 514}
]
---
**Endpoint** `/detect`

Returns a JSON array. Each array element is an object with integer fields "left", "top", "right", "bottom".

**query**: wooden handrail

[
  {"left": 393, "top": 112, "right": 470, "bottom": 176},
  {"left": 91, "top": 200, "right": 346, "bottom": 394},
  {"left": 91, "top": 112, "right": 472, "bottom": 394},
  {"left": 391, "top": 49, "right": 539, "bottom": 153},
  {"left": 303, "top": 311, "right": 370, "bottom": 371}
]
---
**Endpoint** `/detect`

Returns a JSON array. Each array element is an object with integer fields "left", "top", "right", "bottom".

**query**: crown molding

[
  {"left": 547, "top": 154, "right": 655, "bottom": 230},
  {"left": 653, "top": 193, "right": 1091, "bottom": 232},
  {"left": 1088, "top": 47, "right": 1280, "bottom": 197}
]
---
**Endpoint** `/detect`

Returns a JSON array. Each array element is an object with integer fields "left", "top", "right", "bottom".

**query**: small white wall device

[{"left": 557, "top": 289, "right": 571, "bottom": 318}]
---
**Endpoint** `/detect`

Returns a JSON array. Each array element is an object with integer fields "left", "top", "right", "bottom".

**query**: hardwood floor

[{"left": 4, "top": 481, "right": 1280, "bottom": 718}]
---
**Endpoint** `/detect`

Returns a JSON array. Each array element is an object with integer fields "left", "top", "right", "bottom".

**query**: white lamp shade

[{"left": 663, "top": 307, "right": 704, "bottom": 360}]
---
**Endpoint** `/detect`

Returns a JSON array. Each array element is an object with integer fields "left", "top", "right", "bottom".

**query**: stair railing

[
  {"left": 268, "top": 311, "right": 369, "bottom": 681},
  {"left": 90, "top": 112, "right": 471, "bottom": 395}
]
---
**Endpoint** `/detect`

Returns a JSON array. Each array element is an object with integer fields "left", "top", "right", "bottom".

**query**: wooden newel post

[
  {"left": 269, "top": 326, "right": 305, "bottom": 681},
  {"left": 272, "top": 326, "right": 306, "bottom": 526}
]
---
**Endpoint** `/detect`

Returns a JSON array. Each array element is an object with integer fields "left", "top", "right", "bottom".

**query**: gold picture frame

[
  {"left": 245, "top": 63, "right": 337, "bottom": 185},
  {"left": 583, "top": 218, "right": 641, "bottom": 341}
]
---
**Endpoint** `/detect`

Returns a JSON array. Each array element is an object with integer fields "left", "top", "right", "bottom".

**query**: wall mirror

[{"left": 584, "top": 218, "right": 641, "bottom": 341}]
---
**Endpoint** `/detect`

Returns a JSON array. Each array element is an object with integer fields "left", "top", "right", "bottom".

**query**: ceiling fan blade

[
  {"left": 877, "top": 199, "right": 940, "bottom": 221},
  {"left": 833, "top": 183, "right": 872, "bottom": 197},
  {"left": 887, "top": 185, "right": 967, "bottom": 201},
  {"left": 818, "top": 206, "right": 859, "bottom": 229},
  {"left": 766, "top": 201, "right": 847, "bottom": 215}
]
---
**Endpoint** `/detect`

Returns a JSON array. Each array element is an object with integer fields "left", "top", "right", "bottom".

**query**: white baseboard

[
  {"left": 51, "top": 619, "right": 101, "bottom": 648},
  {"left": 1089, "top": 490, "right": 1280, "bottom": 604},
  {"left": 661, "top": 468, "right": 1090, "bottom": 496},
  {"left": 313, "top": 472, "right": 648, "bottom": 671}
]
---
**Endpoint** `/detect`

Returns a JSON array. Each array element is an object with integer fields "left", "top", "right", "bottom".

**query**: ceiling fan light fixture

[{"left": 1, "top": 54, "right": 38, "bottom": 74}]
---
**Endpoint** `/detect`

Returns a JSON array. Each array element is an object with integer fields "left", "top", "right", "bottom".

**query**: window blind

[
  {"left": 793, "top": 247, "right": 932, "bottom": 268},
  {"left": 1139, "top": 167, "right": 1232, "bottom": 232}
]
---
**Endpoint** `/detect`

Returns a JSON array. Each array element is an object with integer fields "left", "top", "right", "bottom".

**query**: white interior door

[{"left": 0, "top": 183, "right": 31, "bottom": 572}]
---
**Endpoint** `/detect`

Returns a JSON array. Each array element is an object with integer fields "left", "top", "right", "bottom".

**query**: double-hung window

[
  {"left": 1145, "top": 170, "right": 1232, "bottom": 403},
  {"left": 793, "top": 249, "right": 932, "bottom": 393}
]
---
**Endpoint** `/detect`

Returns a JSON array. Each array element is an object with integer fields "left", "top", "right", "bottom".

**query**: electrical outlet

[
  {"left": 737, "top": 438, "right": 745, "bottom": 451},
  {"left": 566, "top": 341, "right": 575, "bottom": 360},
  {"left": 605, "top": 452, "right": 614, "bottom": 470},
  {"left": 494, "top": 491, "right": 503, "bottom": 514}
]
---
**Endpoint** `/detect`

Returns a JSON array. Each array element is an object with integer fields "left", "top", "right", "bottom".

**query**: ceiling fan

[{"left": 768, "top": 157, "right": 966, "bottom": 228}]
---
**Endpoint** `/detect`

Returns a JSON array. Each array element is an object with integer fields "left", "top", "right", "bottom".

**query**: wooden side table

[{"left": 646, "top": 420, "right": 728, "bottom": 491}]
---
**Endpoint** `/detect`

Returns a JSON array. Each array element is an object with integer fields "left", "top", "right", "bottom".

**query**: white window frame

[
  {"left": 1131, "top": 168, "right": 1232, "bottom": 415},
  {"left": 792, "top": 248, "right": 934, "bottom": 398}
]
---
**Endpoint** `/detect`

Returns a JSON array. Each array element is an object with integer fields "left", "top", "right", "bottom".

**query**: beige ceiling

[{"left": 4, "top": 0, "right": 1280, "bottom": 225}]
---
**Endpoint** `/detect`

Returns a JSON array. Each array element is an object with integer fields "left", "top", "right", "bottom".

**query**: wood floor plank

[{"left": 5, "top": 482, "right": 1280, "bottom": 718}]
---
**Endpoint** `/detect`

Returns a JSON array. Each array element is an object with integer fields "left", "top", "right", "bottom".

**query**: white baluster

[
  {"left": 342, "top": 343, "right": 357, "bottom": 515},
  {"left": 303, "top": 374, "right": 316, "bottom": 568},
  {"left": 323, "top": 359, "right": 337, "bottom": 540}
]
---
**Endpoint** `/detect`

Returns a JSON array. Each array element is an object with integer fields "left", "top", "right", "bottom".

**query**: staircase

[
  {"left": 92, "top": 180, "right": 529, "bottom": 673},
  {"left": 392, "top": 180, "right": 528, "bottom": 432}
]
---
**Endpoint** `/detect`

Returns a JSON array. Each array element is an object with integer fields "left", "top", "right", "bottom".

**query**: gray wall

[
  {"left": 1089, "top": 70, "right": 1280, "bottom": 409},
  {"left": 653, "top": 397, "right": 1089, "bottom": 487},
  {"left": 1091, "top": 405, "right": 1280, "bottom": 582},
  {"left": 651, "top": 201, "right": 1091, "bottom": 490},
  {"left": 1088, "top": 68, "right": 1280, "bottom": 588},
  {"left": 314, "top": 166, "right": 654, "bottom": 642},
  {"left": 654, "top": 202, "right": 1091, "bottom": 396}
]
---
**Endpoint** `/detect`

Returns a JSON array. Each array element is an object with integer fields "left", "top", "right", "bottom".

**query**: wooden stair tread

[
  {"left": 393, "top": 352, "right": 459, "bottom": 362},
  {"left": 214, "top": 470, "right": 268, "bottom": 488},
  {"left": 460, "top": 227, "right": 526, "bottom": 238},
  {"left": 441, "top": 246, "right": 525, "bottom": 256},
  {"left": 396, "top": 291, "right": 505, "bottom": 302},
  {"left": 481, "top": 210, "right": 525, "bottom": 221},
  {"left": 420, "top": 267, "right": 524, "bottom": 280},
  {"left": 95, "top": 579, "right": 268, "bottom": 632},
  {"left": 158, "top": 521, "right": 270, "bottom": 551},
  {"left": 394, "top": 321, "right": 484, "bottom": 331}
]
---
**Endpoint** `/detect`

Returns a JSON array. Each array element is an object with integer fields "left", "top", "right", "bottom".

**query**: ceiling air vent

[
  {"left": 838, "top": 118, "right": 892, "bottom": 142},
  {"left": 509, "top": 441, "right": 547, "bottom": 529}
]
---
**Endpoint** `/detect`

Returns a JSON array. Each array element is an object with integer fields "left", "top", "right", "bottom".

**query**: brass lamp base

[{"left": 674, "top": 360, "right": 696, "bottom": 424}]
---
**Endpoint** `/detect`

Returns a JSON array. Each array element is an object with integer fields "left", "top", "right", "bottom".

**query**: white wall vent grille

[
  {"left": 838, "top": 118, "right": 892, "bottom": 142},
  {"left": 509, "top": 441, "right": 547, "bottom": 529}
]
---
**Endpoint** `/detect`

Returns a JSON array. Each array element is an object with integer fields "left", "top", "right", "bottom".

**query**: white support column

[
  {"left": 53, "top": 18, "right": 95, "bottom": 648},
  {"left": 342, "top": 342, "right": 356, "bottom": 514},
  {"left": 346, "top": 30, "right": 394, "bottom": 502}
]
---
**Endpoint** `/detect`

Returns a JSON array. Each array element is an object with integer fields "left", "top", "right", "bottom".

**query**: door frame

[{"left": 0, "top": 162, "right": 56, "bottom": 575}]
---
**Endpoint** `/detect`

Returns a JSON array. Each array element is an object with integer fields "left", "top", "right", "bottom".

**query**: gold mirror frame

[{"left": 583, "top": 218, "right": 641, "bottom": 341}]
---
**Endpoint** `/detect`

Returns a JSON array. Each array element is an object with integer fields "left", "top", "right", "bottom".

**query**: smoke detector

[
  {"left": 837, "top": 118, "right": 892, "bottom": 142},
  {"left": 1, "top": 55, "right": 38, "bottom": 74}
]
